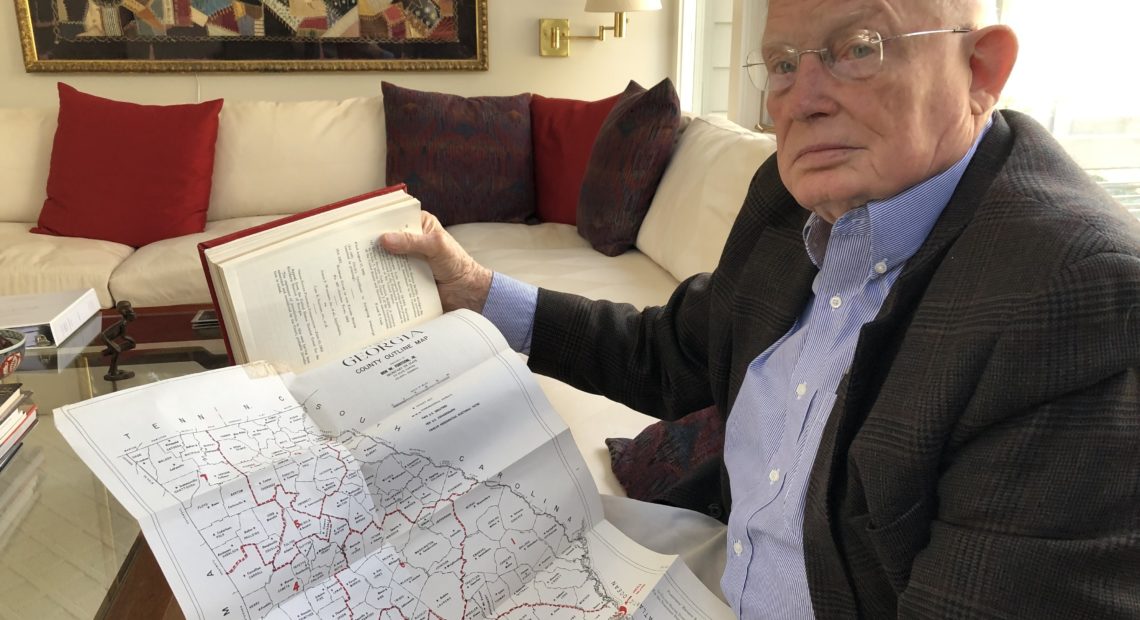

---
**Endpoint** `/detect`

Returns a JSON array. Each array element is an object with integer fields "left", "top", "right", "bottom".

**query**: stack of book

[
  {"left": 0, "top": 445, "right": 42, "bottom": 552},
  {"left": 0, "top": 383, "right": 36, "bottom": 473}
]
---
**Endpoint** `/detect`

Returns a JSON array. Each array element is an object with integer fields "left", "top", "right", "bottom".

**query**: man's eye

[
  {"left": 837, "top": 41, "right": 877, "bottom": 62},
  {"left": 771, "top": 59, "right": 797, "bottom": 75}
]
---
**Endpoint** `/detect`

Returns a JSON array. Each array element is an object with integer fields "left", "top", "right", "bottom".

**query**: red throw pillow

[
  {"left": 577, "top": 79, "right": 681, "bottom": 256},
  {"left": 530, "top": 92, "right": 622, "bottom": 225},
  {"left": 33, "top": 83, "right": 223, "bottom": 247}
]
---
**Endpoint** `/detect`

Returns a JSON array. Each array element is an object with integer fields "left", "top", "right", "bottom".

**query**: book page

[
  {"left": 215, "top": 197, "right": 442, "bottom": 371},
  {"left": 204, "top": 192, "right": 417, "bottom": 263},
  {"left": 54, "top": 312, "right": 733, "bottom": 620},
  {"left": 286, "top": 310, "right": 525, "bottom": 435}
]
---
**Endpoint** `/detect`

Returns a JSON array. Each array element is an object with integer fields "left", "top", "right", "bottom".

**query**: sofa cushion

[
  {"left": 33, "top": 84, "right": 223, "bottom": 248},
  {"left": 448, "top": 222, "right": 679, "bottom": 310},
  {"left": 110, "top": 216, "right": 280, "bottom": 308},
  {"left": 382, "top": 82, "right": 535, "bottom": 226},
  {"left": 577, "top": 79, "right": 680, "bottom": 257},
  {"left": 208, "top": 97, "right": 387, "bottom": 221},
  {"left": 0, "top": 108, "right": 56, "bottom": 224},
  {"left": 531, "top": 92, "right": 622, "bottom": 225},
  {"left": 637, "top": 116, "right": 777, "bottom": 281},
  {"left": 0, "top": 223, "right": 130, "bottom": 307}
]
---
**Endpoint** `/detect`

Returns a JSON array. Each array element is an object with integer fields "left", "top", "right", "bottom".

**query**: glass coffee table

[{"left": 0, "top": 309, "right": 227, "bottom": 620}]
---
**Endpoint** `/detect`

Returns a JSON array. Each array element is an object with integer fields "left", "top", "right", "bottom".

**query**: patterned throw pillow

[
  {"left": 382, "top": 82, "right": 535, "bottom": 226},
  {"left": 33, "top": 83, "right": 223, "bottom": 247},
  {"left": 605, "top": 406, "right": 726, "bottom": 516},
  {"left": 577, "top": 78, "right": 681, "bottom": 256}
]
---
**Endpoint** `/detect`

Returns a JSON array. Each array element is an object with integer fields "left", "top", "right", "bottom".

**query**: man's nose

[{"left": 783, "top": 53, "right": 838, "bottom": 121}]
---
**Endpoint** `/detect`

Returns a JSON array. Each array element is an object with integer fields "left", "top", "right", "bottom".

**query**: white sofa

[{"left": 0, "top": 95, "right": 777, "bottom": 496}]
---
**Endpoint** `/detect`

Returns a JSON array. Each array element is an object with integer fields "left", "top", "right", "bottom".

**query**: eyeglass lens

[{"left": 746, "top": 30, "right": 883, "bottom": 92}]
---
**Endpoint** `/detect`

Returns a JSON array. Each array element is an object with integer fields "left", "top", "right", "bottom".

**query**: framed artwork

[{"left": 13, "top": 0, "right": 487, "bottom": 71}]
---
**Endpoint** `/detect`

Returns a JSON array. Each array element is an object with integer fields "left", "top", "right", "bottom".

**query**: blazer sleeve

[
  {"left": 899, "top": 250, "right": 1140, "bottom": 618},
  {"left": 526, "top": 274, "right": 717, "bottom": 422}
]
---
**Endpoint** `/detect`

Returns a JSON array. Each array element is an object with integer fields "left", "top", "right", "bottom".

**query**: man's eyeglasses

[{"left": 744, "top": 28, "right": 971, "bottom": 93}]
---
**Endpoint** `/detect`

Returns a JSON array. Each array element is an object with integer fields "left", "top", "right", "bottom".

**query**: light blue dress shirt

[{"left": 482, "top": 126, "right": 988, "bottom": 618}]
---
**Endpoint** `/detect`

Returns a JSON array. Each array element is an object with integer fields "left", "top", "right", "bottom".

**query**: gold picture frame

[{"left": 13, "top": 0, "right": 487, "bottom": 72}]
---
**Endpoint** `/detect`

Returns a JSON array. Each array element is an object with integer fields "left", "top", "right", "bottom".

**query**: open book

[
  {"left": 199, "top": 185, "right": 442, "bottom": 372},
  {"left": 55, "top": 310, "right": 732, "bottom": 619}
]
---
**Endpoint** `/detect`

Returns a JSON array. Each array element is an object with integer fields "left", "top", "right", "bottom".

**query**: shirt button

[
  {"left": 874, "top": 261, "right": 888, "bottom": 274},
  {"left": 830, "top": 295, "right": 843, "bottom": 309},
  {"left": 733, "top": 540, "right": 743, "bottom": 556},
  {"left": 769, "top": 468, "right": 780, "bottom": 484}
]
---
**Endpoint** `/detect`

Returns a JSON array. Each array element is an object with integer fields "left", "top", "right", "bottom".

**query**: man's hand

[{"left": 379, "top": 211, "right": 493, "bottom": 313}]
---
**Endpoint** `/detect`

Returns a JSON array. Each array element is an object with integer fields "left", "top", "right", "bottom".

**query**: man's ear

[{"left": 967, "top": 24, "right": 1019, "bottom": 114}]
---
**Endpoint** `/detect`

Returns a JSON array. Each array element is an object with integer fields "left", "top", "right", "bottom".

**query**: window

[
  {"left": 677, "top": 0, "right": 767, "bottom": 126},
  {"left": 998, "top": 0, "right": 1140, "bottom": 217},
  {"left": 676, "top": 0, "right": 735, "bottom": 117}
]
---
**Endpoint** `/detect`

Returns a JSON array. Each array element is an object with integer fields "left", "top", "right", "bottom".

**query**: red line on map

[
  {"left": 206, "top": 433, "right": 605, "bottom": 619},
  {"left": 333, "top": 573, "right": 354, "bottom": 619},
  {"left": 494, "top": 602, "right": 613, "bottom": 619},
  {"left": 451, "top": 501, "right": 471, "bottom": 620}
]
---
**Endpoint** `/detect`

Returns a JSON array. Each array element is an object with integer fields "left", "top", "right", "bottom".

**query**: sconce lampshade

[{"left": 584, "top": 0, "right": 662, "bottom": 12}]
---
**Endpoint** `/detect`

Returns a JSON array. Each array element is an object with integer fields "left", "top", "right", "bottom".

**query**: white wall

[{"left": 0, "top": 0, "right": 677, "bottom": 106}]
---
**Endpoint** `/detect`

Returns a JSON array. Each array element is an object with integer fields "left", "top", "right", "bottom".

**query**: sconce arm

[{"left": 569, "top": 12, "right": 626, "bottom": 40}]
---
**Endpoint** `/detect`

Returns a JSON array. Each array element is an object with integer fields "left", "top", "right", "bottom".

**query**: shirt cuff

[{"left": 481, "top": 272, "right": 538, "bottom": 354}]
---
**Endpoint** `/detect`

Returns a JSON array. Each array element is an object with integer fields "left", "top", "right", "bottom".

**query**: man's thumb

[{"left": 378, "top": 232, "right": 411, "bottom": 254}]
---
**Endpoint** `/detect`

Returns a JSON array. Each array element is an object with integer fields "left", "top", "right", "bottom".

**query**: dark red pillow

[
  {"left": 382, "top": 82, "right": 535, "bottom": 226},
  {"left": 605, "top": 405, "right": 725, "bottom": 516},
  {"left": 33, "top": 83, "right": 223, "bottom": 247},
  {"left": 577, "top": 79, "right": 680, "bottom": 256},
  {"left": 530, "top": 92, "right": 622, "bottom": 225}
]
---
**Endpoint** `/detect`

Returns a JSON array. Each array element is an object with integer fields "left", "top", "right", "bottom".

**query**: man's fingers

[
  {"left": 380, "top": 229, "right": 449, "bottom": 261},
  {"left": 376, "top": 210, "right": 491, "bottom": 312},
  {"left": 420, "top": 210, "right": 443, "bottom": 233},
  {"left": 380, "top": 211, "right": 446, "bottom": 256},
  {"left": 378, "top": 231, "right": 413, "bottom": 254}
]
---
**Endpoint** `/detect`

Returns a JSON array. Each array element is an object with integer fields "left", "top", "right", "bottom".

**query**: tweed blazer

[{"left": 527, "top": 110, "right": 1140, "bottom": 618}]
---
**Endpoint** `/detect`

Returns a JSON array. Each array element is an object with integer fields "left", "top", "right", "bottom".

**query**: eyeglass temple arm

[{"left": 883, "top": 26, "right": 973, "bottom": 42}]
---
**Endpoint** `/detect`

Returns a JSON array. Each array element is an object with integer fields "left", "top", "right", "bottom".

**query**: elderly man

[{"left": 382, "top": 0, "right": 1140, "bottom": 616}]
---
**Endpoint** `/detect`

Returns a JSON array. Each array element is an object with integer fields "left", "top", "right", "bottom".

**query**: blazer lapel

[
  {"left": 726, "top": 206, "right": 816, "bottom": 411},
  {"left": 801, "top": 113, "right": 1014, "bottom": 616},
  {"left": 827, "top": 112, "right": 1013, "bottom": 462}
]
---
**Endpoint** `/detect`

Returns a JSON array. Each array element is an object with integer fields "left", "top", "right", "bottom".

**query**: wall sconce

[{"left": 540, "top": 0, "right": 662, "bottom": 57}]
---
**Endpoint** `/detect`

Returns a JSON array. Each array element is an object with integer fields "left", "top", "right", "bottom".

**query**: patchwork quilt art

[{"left": 15, "top": 0, "right": 486, "bottom": 70}]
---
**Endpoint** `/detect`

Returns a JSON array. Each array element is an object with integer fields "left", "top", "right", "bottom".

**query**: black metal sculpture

[{"left": 102, "top": 300, "right": 137, "bottom": 381}]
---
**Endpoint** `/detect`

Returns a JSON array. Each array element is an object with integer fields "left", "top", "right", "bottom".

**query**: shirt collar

[{"left": 802, "top": 118, "right": 993, "bottom": 274}]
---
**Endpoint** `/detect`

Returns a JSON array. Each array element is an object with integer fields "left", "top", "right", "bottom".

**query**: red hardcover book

[
  {"left": 197, "top": 184, "right": 442, "bottom": 371},
  {"left": 0, "top": 404, "right": 37, "bottom": 460}
]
